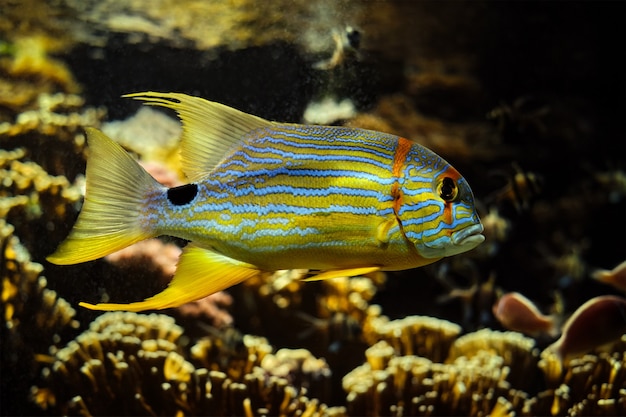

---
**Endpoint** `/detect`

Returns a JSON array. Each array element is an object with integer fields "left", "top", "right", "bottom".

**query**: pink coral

[
  {"left": 105, "top": 238, "right": 181, "bottom": 279},
  {"left": 139, "top": 160, "right": 183, "bottom": 188},
  {"left": 176, "top": 292, "right": 234, "bottom": 327}
]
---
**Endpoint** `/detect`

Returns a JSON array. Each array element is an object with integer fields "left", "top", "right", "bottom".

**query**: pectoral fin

[
  {"left": 302, "top": 266, "right": 381, "bottom": 282},
  {"left": 376, "top": 218, "right": 398, "bottom": 245},
  {"left": 79, "top": 246, "right": 260, "bottom": 311}
]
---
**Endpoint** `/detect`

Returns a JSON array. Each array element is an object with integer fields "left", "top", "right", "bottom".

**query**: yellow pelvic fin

[
  {"left": 123, "top": 92, "right": 272, "bottom": 182},
  {"left": 47, "top": 128, "right": 162, "bottom": 265},
  {"left": 79, "top": 245, "right": 260, "bottom": 311},
  {"left": 302, "top": 266, "right": 381, "bottom": 282}
]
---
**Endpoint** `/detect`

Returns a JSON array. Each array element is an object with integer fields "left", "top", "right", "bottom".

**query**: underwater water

[{"left": 1, "top": 1, "right": 625, "bottom": 416}]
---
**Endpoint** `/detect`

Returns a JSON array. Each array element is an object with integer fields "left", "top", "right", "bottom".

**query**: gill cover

[{"left": 398, "top": 144, "right": 483, "bottom": 258}]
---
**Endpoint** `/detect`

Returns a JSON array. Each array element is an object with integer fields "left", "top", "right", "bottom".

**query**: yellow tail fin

[
  {"left": 79, "top": 245, "right": 260, "bottom": 311},
  {"left": 47, "top": 128, "right": 161, "bottom": 265}
]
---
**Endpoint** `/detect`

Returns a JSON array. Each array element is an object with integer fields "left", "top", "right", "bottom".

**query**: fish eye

[{"left": 437, "top": 177, "right": 458, "bottom": 202}]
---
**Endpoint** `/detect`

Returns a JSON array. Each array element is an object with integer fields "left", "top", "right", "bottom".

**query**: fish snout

[
  {"left": 451, "top": 223, "right": 485, "bottom": 247},
  {"left": 450, "top": 223, "right": 485, "bottom": 255}
]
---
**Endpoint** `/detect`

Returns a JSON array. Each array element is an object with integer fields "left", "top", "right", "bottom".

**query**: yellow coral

[
  {"left": 1, "top": 219, "right": 79, "bottom": 413},
  {"left": 4, "top": 36, "right": 80, "bottom": 93},
  {"left": 33, "top": 311, "right": 341, "bottom": 416},
  {"left": 343, "top": 339, "right": 528, "bottom": 416},
  {"left": 0, "top": 92, "right": 104, "bottom": 139},
  {"left": 364, "top": 314, "right": 462, "bottom": 362}
]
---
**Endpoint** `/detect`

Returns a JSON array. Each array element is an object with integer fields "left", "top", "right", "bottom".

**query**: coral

[
  {"left": 59, "top": 0, "right": 366, "bottom": 55},
  {"left": 447, "top": 329, "right": 539, "bottom": 391},
  {"left": 0, "top": 219, "right": 79, "bottom": 415},
  {"left": 0, "top": 92, "right": 104, "bottom": 150},
  {"left": 0, "top": 77, "right": 46, "bottom": 114},
  {"left": 0, "top": 35, "right": 80, "bottom": 111},
  {"left": 102, "top": 106, "right": 183, "bottom": 176},
  {"left": 0, "top": 94, "right": 103, "bottom": 236},
  {"left": 0, "top": 141, "right": 84, "bottom": 257},
  {"left": 176, "top": 292, "right": 235, "bottom": 328},
  {"left": 0, "top": 218, "right": 79, "bottom": 344},
  {"left": 104, "top": 239, "right": 182, "bottom": 285},
  {"left": 344, "top": 313, "right": 626, "bottom": 417},
  {"left": 363, "top": 315, "right": 462, "bottom": 363},
  {"left": 31, "top": 311, "right": 188, "bottom": 415},
  {"left": 303, "top": 97, "right": 357, "bottom": 125},
  {"left": 530, "top": 340, "right": 626, "bottom": 416},
  {"left": 232, "top": 269, "right": 386, "bottom": 363},
  {"left": 2, "top": 36, "right": 80, "bottom": 94},
  {"left": 343, "top": 339, "right": 528, "bottom": 416},
  {"left": 190, "top": 329, "right": 268, "bottom": 378},
  {"left": 0, "top": 89, "right": 105, "bottom": 260},
  {"left": 140, "top": 160, "right": 184, "bottom": 188},
  {"left": 320, "top": 275, "right": 384, "bottom": 325},
  {"left": 0, "top": 1, "right": 75, "bottom": 53},
  {"left": 260, "top": 347, "right": 333, "bottom": 402},
  {"left": 33, "top": 311, "right": 341, "bottom": 416}
]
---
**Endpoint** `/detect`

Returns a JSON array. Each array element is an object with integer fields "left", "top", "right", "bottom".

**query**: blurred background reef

[{"left": 1, "top": 1, "right": 625, "bottom": 416}]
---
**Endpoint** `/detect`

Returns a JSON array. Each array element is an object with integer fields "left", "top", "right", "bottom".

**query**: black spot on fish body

[{"left": 167, "top": 183, "right": 198, "bottom": 206}]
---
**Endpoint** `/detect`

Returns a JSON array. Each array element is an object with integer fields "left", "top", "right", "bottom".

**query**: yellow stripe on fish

[{"left": 47, "top": 92, "right": 484, "bottom": 311}]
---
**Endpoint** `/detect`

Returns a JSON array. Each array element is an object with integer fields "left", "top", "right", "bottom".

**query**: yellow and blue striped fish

[{"left": 47, "top": 92, "right": 484, "bottom": 311}]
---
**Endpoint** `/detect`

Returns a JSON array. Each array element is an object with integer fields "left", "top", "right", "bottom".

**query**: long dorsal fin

[{"left": 124, "top": 92, "right": 272, "bottom": 182}]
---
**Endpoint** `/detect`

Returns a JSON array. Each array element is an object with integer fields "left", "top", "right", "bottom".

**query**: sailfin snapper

[{"left": 47, "top": 92, "right": 484, "bottom": 311}]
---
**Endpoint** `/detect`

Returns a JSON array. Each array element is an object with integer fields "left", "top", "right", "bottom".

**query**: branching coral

[
  {"left": 0, "top": 32, "right": 80, "bottom": 112},
  {"left": 1, "top": 219, "right": 79, "bottom": 343},
  {"left": 447, "top": 329, "right": 539, "bottom": 391},
  {"left": 532, "top": 336, "right": 626, "bottom": 416},
  {"left": 0, "top": 143, "right": 84, "bottom": 257},
  {"left": 0, "top": 89, "right": 105, "bottom": 259},
  {"left": 345, "top": 316, "right": 625, "bottom": 417},
  {"left": 191, "top": 328, "right": 335, "bottom": 406},
  {"left": 191, "top": 330, "right": 271, "bottom": 380},
  {"left": 33, "top": 311, "right": 342, "bottom": 416},
  {"left": 176, "top": 292, "right": 235, "bottom": 328},
  {"left": 102, "top": 106, "right": 183, "bottom": 176},
  {"left": 31, "top": 312, "right": 189, "bottom": 415},
  {"left": 0, "top": 219, "right": 79, "bottom": 415},
  {"left": 343, "top": 339, "right": 528, "bottom": 416},
  {"left": 363, "top": 315, "right": 462, "bottom": 363},
  {"left": 104, "top": 239, "right": 182, "bottom": 286},
  {"left": 2, "top": 36, "right": 80, "bottom": 94},
  {"left": 0, "top": 93, "right": 104, "bottom": 246},
  {"left": 346, "top": 321, "right": 544, "bottom": 416},
  {"left": 0, "top": 92, "right": 104, "bottom": 156},
  {"left": 233, "top": 270, "right": 385, "bottom": 356}
]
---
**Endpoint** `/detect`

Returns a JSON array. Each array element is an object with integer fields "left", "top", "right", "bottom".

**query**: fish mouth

[{"left": 451, "top": 223, "right": 485, "bottom": 247}]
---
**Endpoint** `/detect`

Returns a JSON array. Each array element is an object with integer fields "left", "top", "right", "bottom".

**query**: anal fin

[
  {"left": 302, "top": 266, "right": 381, "bottom": 282},
  {"left": 79, "top": 245, "right": 260, "bottom": 311}
]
